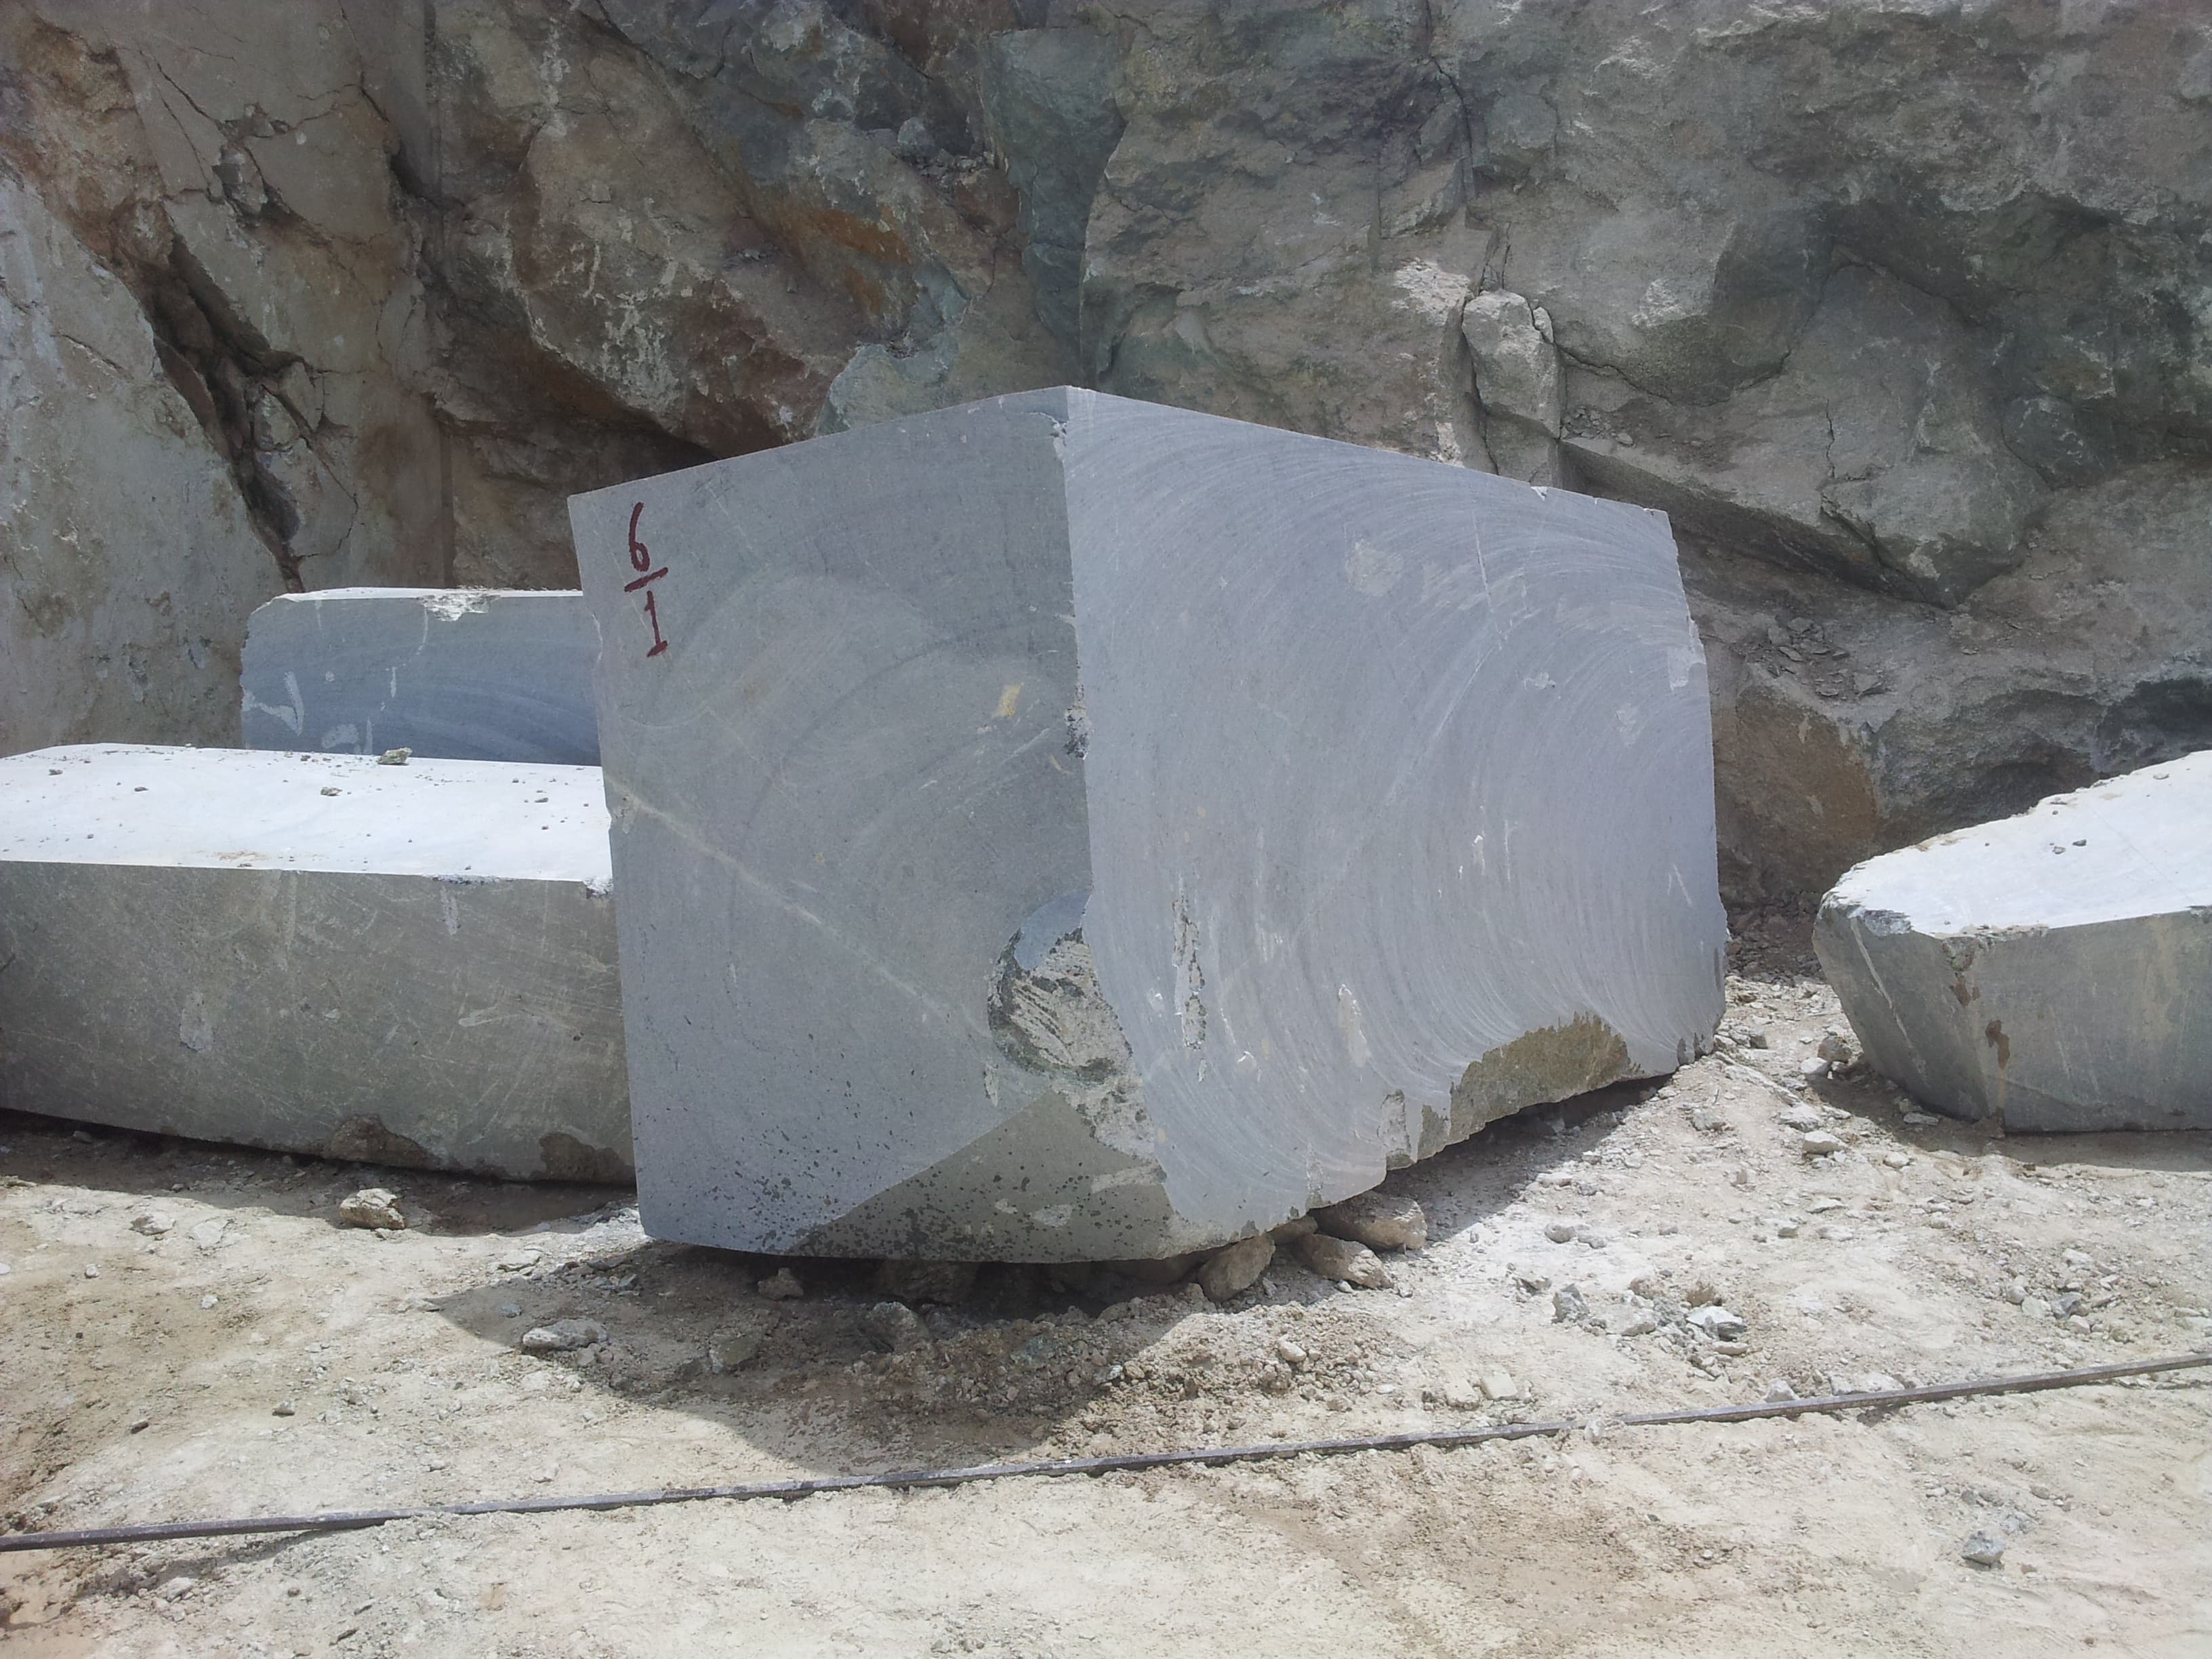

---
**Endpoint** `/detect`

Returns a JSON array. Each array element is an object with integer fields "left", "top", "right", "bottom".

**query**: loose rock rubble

[{"left": 1685, "top": 1307, "right": 1748, "bottom": 1343}]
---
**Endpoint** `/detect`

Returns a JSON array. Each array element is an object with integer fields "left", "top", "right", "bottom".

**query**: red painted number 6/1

[{"left": 624, "top": 501, "right": 671, "bottom": 659}]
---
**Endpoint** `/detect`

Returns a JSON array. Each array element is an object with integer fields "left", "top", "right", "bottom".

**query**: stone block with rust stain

[
  {"left": 1816, "top": 751, "right": 2212, "bottom": 1132},
  {"left": 569, "top": 388, "right": 1725, "bottom": 1261},
  {"left": 0, "top": 745, "right": 630, "bottom": 1179}
]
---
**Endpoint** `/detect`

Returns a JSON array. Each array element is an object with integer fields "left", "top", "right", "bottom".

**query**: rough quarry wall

[{"left": 1, "top": 1, "right": 2206, "bottom": 897}]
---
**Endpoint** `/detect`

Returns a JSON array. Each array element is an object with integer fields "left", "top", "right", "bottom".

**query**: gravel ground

[{"left": 3, "top": 913, "right": 2207, "bottom": 1656}]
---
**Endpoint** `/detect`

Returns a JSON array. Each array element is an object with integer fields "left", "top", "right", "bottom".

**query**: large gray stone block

[
  {"left": 1816, "top": 752, "right": 2212, "bottom": 1133},
  {"left": 0, "top": 745, "right": 628, "bottom": 1179},
  {"left": 570, "top": 388, "right": 1725, "bottom": 1260},
  {"left": 241, "top": 588, "right": 598, "bottom": 764}
]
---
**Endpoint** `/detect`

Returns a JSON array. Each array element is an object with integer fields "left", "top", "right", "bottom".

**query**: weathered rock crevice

[{"left": 141, "top": 245, "right": 320, "bottom": 586}]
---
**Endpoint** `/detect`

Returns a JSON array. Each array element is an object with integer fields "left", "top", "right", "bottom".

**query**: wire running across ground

[{"left": 3, "top": 1351, "right": 2204, "bottom": 1555}]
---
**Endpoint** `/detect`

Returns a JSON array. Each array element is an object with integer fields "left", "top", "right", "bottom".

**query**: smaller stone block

[
  {"left": 0, "top": 745, "right": 627, "bottom": 1176},
  {"left": 241, "top": 588, "right": 597, "bottom": 764},
  {"left": 1815, "top": 752, "right": 2212, "bottom": 1132}
]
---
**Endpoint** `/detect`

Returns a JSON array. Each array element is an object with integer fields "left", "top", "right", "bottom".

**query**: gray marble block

[
  {"left": 241, "top": 588, "right": 598, "bottom": 764},
  {"left": 571, "top": 388, "right": 1725, "bottom": 1260},
  {"left": 0, "top": 745, "right": 629, "bottom": 1179},
  {"left": 1816, "top": 751, "right": 2211, "bottom": 1132}
]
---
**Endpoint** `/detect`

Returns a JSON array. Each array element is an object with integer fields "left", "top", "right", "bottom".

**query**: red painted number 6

[{"left": 624, "top": 500, "right": 671, "bottom": 659}]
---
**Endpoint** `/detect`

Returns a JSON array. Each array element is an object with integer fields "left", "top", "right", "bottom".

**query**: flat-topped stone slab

[
  {"left": 571, "top": 387, "right": 1725, "bottom": 1261},
  {"left": 241, "top": 588, "right": 598, "bottom": 764},
  {"left": 0, "top": 745, "right": 628, "bottom": 1178},
  {"left": 1816, "top": 751, "right": 2212, "bottom": 1132}
]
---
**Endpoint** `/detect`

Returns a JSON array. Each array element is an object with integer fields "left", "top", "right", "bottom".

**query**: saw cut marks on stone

[
  {"left": 570, "top": 388, "right": 1727, "bottom": 1261},
  {"left": 241, "top": 588, "right": 600, "bottom": 764}
]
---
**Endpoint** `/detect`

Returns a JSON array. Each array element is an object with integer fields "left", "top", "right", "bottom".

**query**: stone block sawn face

[
  {"left": 241, "top": 588, "right": 598, "bottom": 764},
  {"left": 0, "top": 745, "right": 628, "bottom": 1179},
  {"left": 1816, "top": 752, "right": 2212, "bottom": 1132},
  {"left": 571, "top": 388, "right": 1725, "bottom": 1260}
]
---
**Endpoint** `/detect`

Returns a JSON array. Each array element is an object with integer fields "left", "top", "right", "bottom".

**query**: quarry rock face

[
  {"left": 241, "top": 588, "right": 598, "bottom": 764},
  {"left": 0, "top": 171, "right": 279, "bottom": 756},
  {"left": 571, "top": 388, "right": 1725, "bottom": 1260},
  {"left": 1692, "top": 464, "right": 2212, "bottom": 902},
  {"left": 1816, "top": 753, "right": 2212, "bottom": 1133},
  {"left": 0, "top": 745, "right": 628, "bottom": 1179},
  {"left": 3, "top": 2, "right": 2207, "bottom": 897}
]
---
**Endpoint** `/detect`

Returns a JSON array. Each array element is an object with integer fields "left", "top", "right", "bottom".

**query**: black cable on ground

[{"left": 2, "top": 1351, "right": 2203, "bottom": 1555}]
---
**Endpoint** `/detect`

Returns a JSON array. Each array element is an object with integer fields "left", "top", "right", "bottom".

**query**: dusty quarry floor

[{"left": 1, "top": 912, "right": 2207, "bottom": 1657}]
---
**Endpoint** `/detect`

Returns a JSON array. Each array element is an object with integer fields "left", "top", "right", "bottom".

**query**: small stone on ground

[
  {"left": 1294, "top": 1231, "right": 1392, "bottom": 1289},
  {"left": 1686, "top": 1306, "right": 1748, "bottom": 1341},
  {"left": 337, "top": 1189, "right": 405, "bottom": 1230},
  {"left": 861, "top": 1301, "right": 928, "bottom": 1353},
  {"left": 1961, "top": 1532, "right": 2005, "bottom": 1567},
  {"left": 520, "top": 1318, "right": 607, "bottom": 1353},
  {"left": 1198, "top": 1233, "right": 1275, "bottom": 1301},
  {"left": 1315, "top": 1191, "right": 1428, "bottom": 1252},
  {"left": 705, "top": 1326, "right": 765, "bottom": 1372}
]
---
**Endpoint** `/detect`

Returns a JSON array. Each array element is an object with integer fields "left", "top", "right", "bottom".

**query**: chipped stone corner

[
  {"left": 1433, "top": 1012, "right": 1639, "bottom": 1156},
  {"left": 794, "top": 901, "right": 1225, "bottom": 1263},
  {"left": 985, "top": 895, "right": 1162, "bottom": 1166},
  {"left": 987, "top": 905, "right": 1124, "bottom": 1084},
  {"left": 323, "top": 1115, "right": 438, "bottom": 1170},
  {"left": 421, "top": 590, "right": 493, "bottom": 621}
]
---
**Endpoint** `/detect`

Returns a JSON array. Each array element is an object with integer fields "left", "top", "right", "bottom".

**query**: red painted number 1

[{"left": 624, "top": 501, "right": 670, "bottom": 659}]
